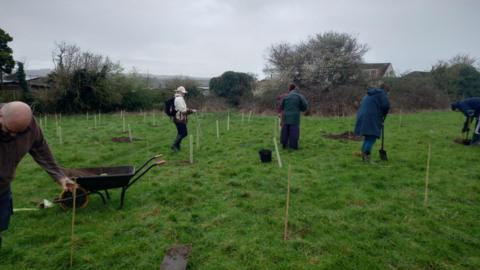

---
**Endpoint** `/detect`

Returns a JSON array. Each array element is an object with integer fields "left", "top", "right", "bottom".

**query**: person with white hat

[{"left": 171, "top": 86, "right": 196, "bottom": 151}]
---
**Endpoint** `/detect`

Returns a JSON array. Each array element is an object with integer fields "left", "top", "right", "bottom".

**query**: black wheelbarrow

[{"left": 56, "top": 155, "right": 166, "bottom": 209}]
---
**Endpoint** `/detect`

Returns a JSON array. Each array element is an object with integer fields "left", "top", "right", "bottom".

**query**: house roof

[
  {"left": 402, "top": 71, "right": 429, "bottom": 78},
  {"left": 359, "top": 63, "right": 393, "bottom": 77}
]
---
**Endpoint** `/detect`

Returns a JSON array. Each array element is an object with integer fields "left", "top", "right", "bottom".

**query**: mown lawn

[{"left": 0, "top": 110, "right": 479, "bottom": 269}]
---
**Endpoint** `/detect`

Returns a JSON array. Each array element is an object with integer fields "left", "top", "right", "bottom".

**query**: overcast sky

[{"left": 2, "top": 0, "right": 479, "bottom": 78}]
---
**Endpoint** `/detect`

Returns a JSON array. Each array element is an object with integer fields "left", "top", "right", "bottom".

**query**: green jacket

[{"left": 280, "top": 90, "right": 308, "bottom": 125}]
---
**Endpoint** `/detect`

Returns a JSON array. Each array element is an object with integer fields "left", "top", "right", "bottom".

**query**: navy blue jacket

[
  {"left": 451, "top": 97, "right": 480, "bottom": 118},
  {"left": 354, "top": 88, "right": 390, "bottom": 138}
]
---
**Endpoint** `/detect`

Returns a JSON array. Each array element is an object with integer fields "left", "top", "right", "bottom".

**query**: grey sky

[{"left": 2, "top": 0, "right": 479, "bottom": 77}]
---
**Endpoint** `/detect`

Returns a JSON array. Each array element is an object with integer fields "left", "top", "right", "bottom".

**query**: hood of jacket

[{"left": 367, "top": 88, "right": 385, "bottom": 96}]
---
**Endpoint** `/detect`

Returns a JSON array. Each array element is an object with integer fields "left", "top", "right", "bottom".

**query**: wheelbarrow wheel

[{"left": 57, "top": 187, "right": 90, "bottom": 210}]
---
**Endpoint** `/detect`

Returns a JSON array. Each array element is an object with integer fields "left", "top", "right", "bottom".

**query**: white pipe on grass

[{"left": 216, "top": 120, "right": 219, "bottom": 139}]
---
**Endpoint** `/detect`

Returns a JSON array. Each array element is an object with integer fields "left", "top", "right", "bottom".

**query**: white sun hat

[{"left": 175, "top": 86, "right": 188, "bottom": 94}]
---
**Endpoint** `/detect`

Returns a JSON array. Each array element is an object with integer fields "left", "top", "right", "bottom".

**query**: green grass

[{"left": 1, "top": 111, "right": 479, "bottom": 269}]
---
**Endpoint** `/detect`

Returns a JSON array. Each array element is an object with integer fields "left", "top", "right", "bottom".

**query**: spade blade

[{"left": 379, "top": 149, "right": 388, "bottom": 161}]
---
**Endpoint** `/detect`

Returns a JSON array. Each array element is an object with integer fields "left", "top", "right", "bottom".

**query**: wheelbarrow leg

[
  {"left": 91, "top": 191, "right": 106, "bottom": 204},
  {"left": 119, "top": 187, "right": 127, "bottom": 209},
  {"left": 104, "top": 190, "right": 111, "bottom": 200}
]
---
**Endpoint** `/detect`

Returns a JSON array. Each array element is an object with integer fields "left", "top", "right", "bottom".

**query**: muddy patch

[
  {"left": 454, "top": 138, "right": 471, "bottom": 145},
  {"left": 177, "top": 160, "right": 193, "bottom": 165},
  {"left": 160, "top": 244, "right": 192, "bottom": 270},
  {"left": 324, "top": 131, "right": 362, "bottom": 141},
  {"left": 111, "top": 137, "right": 132, "bottom": 143}
]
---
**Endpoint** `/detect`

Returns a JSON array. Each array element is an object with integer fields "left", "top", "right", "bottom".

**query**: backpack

[{"left": 164, "top": 97, "right": 176, "bottom": 117}]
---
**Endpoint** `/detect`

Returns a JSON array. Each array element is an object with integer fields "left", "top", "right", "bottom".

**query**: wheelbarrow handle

[
  {"left": 133, "top": 154, "right": 163, "bottom": 176},
  {"left": 126, "top": 157, "right": 167, "bottom": 190},
  {"left": 127, "top": 163, "right": 160, "bottom": 189}
]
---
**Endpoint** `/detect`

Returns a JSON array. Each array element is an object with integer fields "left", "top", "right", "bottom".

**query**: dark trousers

[
  {"left": 361, "top": 135, "right": 377, "bottom": 155},
  {"left": 0, "top": 189, "right": 13, "bottom": 247},
  {"left": 280, "top": 124, "right": 300, "bottom": 149},
  {"left": 172, "top": 121, "right": 188, "bottom": 150}
]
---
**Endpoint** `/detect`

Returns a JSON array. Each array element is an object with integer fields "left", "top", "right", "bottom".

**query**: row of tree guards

[{"left": 37, "top": 110, "right": 260, "bottom": 158}]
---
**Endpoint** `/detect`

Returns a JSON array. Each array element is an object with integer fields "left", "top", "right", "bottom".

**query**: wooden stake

[
  {"left": 216, "top": 120, "right": 219, "bottom": 139},
  {"left": 284, "top": 164, "right": 292, "bottom": 241},
  {"left": 123, "top": 116, "right": 126, "bottom": 132},
  {"left": 86, "top": 111, "right": 89, "bottom": 120},
  {"left": 128, "top": 124, "right": 132, "bottom": 142},
  {"left": 70, "top": 180, "right": 77, "bottom": 268},
  {"left": 59, "top": 126, "right": 63, "bottom": 144},
  {"left": 424, "top": 143, "right": 432, "bottom": 207},
  {"left": 242, "top": 112, "right": 244, "bottom": 124},
  {"left": 274, "top": 118, "right": 278, "bottom": 138},
  {"left": 56, "top": 117, "right": 59, "bottom": 136},
  {"left": 399, "top": 110, "right": 403, "bottom": 128},
  {"left": 196, "top": 123, "right": 200, "bottom": 150},
  {"left": 227, "top": 112, "right": 230, "bottom": 131},
  {"left": 189, "top": 135, "right": 194, "bottom": 164},
  {"left": 273, "top": 137, "right": 283, "bottom": 168}
]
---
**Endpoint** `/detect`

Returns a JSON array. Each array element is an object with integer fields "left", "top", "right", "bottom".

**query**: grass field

[{"left": 1, "top": 110, "right": 479, "bottom": 269}]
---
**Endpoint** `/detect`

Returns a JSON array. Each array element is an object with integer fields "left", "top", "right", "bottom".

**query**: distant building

[
  {"left": 0, "top": 76, "right": 50, "bottom": 91},
  {"left": 360, "top": 63, "right": 396, "bottom": 80},
  {"left": 198, "top": 86, "right": 210, "bottom": 96}
]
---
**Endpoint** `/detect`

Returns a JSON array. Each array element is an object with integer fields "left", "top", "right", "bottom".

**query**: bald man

[{"left": 0, "top": 101, "right": 76, "bottom": 248}]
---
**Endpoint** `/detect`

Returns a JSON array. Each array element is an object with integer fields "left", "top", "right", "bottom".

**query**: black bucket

[{"left": 259, "top": 149, "right": 272, "bottom": 163}]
